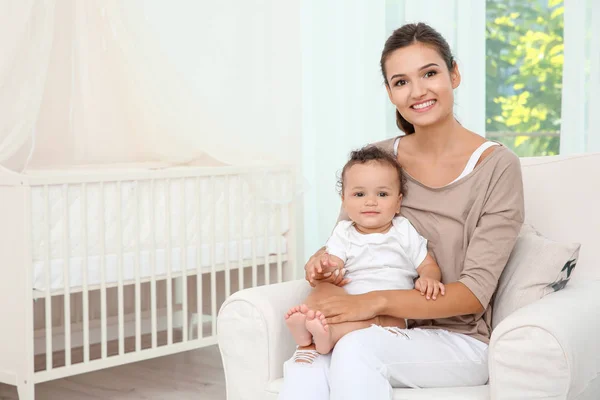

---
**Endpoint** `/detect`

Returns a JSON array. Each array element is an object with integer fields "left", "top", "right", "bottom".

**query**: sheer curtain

[
  {"left": 2, "top": 0, "right": 207, "bottom": 170},
  {"left": 560, "top": 0, "right": 600, "bottom": 154},
  {"left": 0, "top": 0, "right": 55, "bottom": 171},
  {"left": 1, "top": 0, "right": 302, "bottom": 171},
  {"left": 301, "top": 0, "right": 486, "bottom": 259}
]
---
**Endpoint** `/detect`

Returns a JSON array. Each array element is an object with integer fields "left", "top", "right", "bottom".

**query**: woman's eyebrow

[{"left": 389, "top": 63, "right": 440, "bottom": 81}]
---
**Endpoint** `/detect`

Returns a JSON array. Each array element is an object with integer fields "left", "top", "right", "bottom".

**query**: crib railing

[{"left": 0, "top": 164, "right": 296, "bottom": 390}]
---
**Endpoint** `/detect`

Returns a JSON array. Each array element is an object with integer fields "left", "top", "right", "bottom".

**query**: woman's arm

[
  {"left": 316, "top": 282, "right": 482, "bottom": 324},
  {"left": 377, "top": 282, "right": 483, "bottom": 319}
]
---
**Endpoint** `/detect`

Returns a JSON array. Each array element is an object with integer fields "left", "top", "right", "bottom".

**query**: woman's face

[{"left": 384, "top": 43, "right": 460, "bottom": 130}]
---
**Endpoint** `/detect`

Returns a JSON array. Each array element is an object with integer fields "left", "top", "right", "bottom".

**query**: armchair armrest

[
  {"left": 489, "top": 281, "right": 600, "bottom": 399},
  {"left": 217, "top": 279, "right": 311, "bottom": 400}
]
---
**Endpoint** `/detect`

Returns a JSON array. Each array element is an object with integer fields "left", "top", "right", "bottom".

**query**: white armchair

[{"left": 218, "top": 153, "right": 600, "bottom": 399}]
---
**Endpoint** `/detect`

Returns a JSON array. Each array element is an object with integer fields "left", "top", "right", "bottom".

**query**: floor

[{"left": 0, "top": 345, "right": 226, "bottom": 400}]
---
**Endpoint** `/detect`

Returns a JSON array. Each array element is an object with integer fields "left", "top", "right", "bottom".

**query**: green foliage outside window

[{"left": 486, "top": 0, "right": 563, "bottom": 156}]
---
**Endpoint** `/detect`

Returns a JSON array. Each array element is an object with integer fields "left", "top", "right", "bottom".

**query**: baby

[{"left": 285, "top": 146, "right": 445, "bottom": 354}]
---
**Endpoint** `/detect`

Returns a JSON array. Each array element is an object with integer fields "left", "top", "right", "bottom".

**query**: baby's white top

[{"left": 325, "top": 216, "right": 428, "bottom": 295}]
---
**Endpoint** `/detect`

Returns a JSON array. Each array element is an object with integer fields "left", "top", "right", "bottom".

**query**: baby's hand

[
  {"left": 311, "top": 254, "right": 349, "bottom": 287},
  {"left": 414, "top": 277, "right": 445, "bottom": 300}
]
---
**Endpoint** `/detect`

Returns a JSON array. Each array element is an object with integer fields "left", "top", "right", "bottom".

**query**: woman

[{"left": 278, "top": 22, "right": 524, "bottom": 400}]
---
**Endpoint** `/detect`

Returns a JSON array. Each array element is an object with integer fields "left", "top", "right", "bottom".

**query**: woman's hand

[
  {"left": 315, "top": 292, "right": 382, "bottom": 324},
  {"left": 414, "top": 277, "right": 445, "bottom": 300},
  {"left": 304, "top": 250, "right": 350, "bottom": 287}
]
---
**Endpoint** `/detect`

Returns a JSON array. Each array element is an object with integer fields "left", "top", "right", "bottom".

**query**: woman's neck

[{"left": 411, "top": 115, "right": 470, "bottom": 157}]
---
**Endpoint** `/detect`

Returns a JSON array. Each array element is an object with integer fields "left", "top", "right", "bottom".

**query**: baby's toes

[
  {"left": 300, "top": 304, "right": 309, "bottom": 314},
  {"left": 319, "top": 314, "right": 327, "bottom": 325},
  {"left": 285, "top": 306, "right": 298, "bottom": 318}
]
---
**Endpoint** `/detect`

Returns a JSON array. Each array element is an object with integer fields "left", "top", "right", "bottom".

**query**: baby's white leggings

[{"left": 277, "top": 325, "right": 489, "bottom": 400}]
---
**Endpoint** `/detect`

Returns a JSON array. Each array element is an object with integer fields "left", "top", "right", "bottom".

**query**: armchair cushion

[{"left": 492, "top": 224, "right": 580, "bottom": 328}]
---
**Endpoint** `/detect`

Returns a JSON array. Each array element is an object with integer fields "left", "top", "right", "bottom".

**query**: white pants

[{"left": 277, "top": 325, "right": 489, "bottom": 400}]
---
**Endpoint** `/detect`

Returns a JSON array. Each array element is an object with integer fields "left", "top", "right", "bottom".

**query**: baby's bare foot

[
  {"left": 285, "top": 304, "right": 312, "bottom": 346},
  {"left": 305, "top": 311, "right": 333, "bottom": 354}
]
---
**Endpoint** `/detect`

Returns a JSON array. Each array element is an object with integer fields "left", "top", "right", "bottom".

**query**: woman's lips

[{"left": 411, "top": 99, "right": 436, "bottom": 113}]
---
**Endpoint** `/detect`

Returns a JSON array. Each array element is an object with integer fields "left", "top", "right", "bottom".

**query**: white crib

[{"left": 0, "top": 162, "right": 297, "bottom": 399}]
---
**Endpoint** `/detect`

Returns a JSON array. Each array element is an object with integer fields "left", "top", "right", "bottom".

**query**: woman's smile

[{"left": 411, "top": 99, "right": 437, "bottom": 113}]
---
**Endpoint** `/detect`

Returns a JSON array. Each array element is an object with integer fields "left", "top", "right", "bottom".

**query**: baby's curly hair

[{"left": 336, "top": 145, "right": 406, "bottom": 196}]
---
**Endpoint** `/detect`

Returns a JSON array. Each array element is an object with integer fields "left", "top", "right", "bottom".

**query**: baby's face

[{"left": 342, "top": 161, "right": 402, "bottom": 234}]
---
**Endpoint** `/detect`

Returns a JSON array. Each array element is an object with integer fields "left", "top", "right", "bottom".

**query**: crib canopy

[{"left": 0, "top": 0, "right": 300, "bottom": 173}]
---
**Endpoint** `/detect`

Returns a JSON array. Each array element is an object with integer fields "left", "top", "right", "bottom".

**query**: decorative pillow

[{"left": 491, "top": 224, "right": 580, "bottom": 329}]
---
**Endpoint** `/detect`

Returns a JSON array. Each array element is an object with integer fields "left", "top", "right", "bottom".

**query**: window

[{"left": 486, "top": 0, "right": 564, "bottom": 156}]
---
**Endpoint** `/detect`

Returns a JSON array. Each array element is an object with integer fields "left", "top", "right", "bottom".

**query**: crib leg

[{"left": 17, "top": 379, "right": 35, "bottom": 400}]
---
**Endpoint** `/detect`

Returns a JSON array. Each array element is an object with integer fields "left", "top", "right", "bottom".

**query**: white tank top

[{"left": 392, "top": 137, "right": 499, "bottom": 186}]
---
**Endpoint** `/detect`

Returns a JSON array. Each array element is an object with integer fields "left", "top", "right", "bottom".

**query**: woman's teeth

[{"left": 412, "top": 100, "right": 436, "bottom": 109}]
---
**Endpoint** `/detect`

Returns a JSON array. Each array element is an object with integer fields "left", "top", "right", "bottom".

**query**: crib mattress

[{"left": 33, "top": 236, "right": 287, "bottom": 291}]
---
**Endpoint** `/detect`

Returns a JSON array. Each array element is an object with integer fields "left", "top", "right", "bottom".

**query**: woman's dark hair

[
  {"left": 337, "top": 145, "right": 406, "bottom": 196},
  {"left": 380, "top": 22, "right": 455, "bottom": 134}
]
